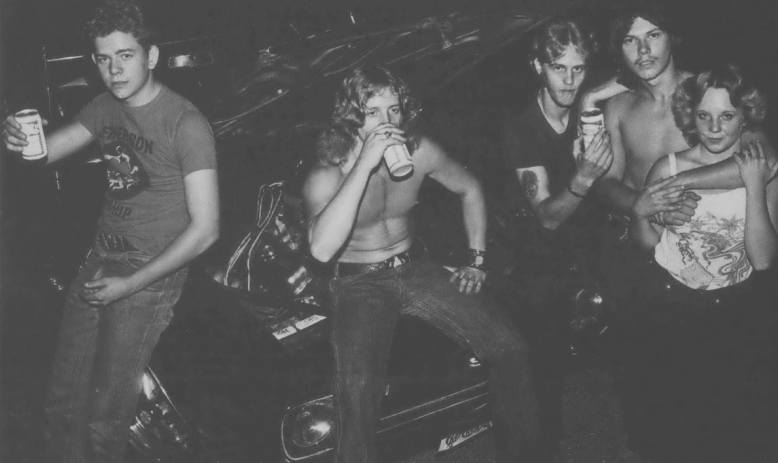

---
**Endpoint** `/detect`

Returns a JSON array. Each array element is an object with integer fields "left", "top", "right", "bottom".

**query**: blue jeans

[
  {"left": 329, "top": 256, "right": 539, "bottom": 463},
  {"left": 43, "top": 242, "right": 188, "bottom": 463}
]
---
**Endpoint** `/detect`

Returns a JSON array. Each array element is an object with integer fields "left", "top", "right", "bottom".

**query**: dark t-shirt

[
  {"left": 500, "top": 97, "right": 605, "bottom": 269},
  {"left": 76, "top": 85, "right": 218, "bottom": 255}
]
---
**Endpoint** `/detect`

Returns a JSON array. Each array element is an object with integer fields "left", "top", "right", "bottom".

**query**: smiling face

[
  {"left": 93, "top": 31, "right": 159, "bottom": 106},
  {"left": 695, "top": 87, "right": 745, "bottom": 154},
  {"left": 621, "top": 17, "right": 674, "bottom": 82},
  {"left": 357, "top": 88, "right": 403, "bottom": 140},
  {"left": 533, "top": 45, "right": 587, "bottom": 109}
]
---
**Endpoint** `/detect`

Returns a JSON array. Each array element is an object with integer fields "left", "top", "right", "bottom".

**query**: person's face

[
  {"left": 533, "top": 45, "right": 587, "bottom": 109},
  {"left": 695, "top": 87, "right": 745, "bottom": 154},
  {"left": 621, "top": 17, "right": 673, "bottom": 82},
  {"left": 93, "top": 31, "right": 158, "bottom": 106},
  {"left": 357, "top": 88, "right": 403, "bottom": 140}
]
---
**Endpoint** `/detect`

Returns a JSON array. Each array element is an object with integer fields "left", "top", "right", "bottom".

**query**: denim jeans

[
  {"left": 43, "top": 241, "right": 188, "bottom": 463},
  {"left": 329, "top": 255, "right": 539, "bottom": 463}
]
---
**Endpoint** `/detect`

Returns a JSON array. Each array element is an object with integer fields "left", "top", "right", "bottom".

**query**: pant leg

[
  {"left": 400, "top": 258, "right": 539, "bottom": 462},
  {"left": 44, "top": 248, "right": 103, "bottom": 463},
  {"left": 329, "top": 269, "right": 403, "bottom": 463},
  {"left": 87, "top": 250, "right": 187, "bottom": 462},
  {"left": 43, "top": 246, "right": 187, "bottom": 463}
]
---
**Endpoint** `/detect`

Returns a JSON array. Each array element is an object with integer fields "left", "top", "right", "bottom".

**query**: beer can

[
  {"left": 384, "top": 144, "right": 413, "bottom": 177},
  {"left": 580, "top": 108, "right": 604, "bottom": 150},
  {"left": 15, "top": 109, "right": 48, "bottom": 160}
]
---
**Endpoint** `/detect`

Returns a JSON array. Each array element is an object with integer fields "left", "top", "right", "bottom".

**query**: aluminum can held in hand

[
  {"left": 580, "top": 108, "right": 604, "bottom": 150},
  {"left": 15, "top": 109, "right": 48, "bottom": 159},
  {"left": 384, "top": 143, "right": 413, "bottom": 177}
]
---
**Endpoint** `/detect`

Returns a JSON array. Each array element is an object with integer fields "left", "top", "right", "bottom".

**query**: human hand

[
  {"left": 80, "top": 275, "right": 138, "bottom": 307},
  {"left": 357, "top": 123, "right": 407, "bottom": 170},
  {"left": 734, "top": 140, "right": 776, "bottom": 192},
  {"left": 650, "top": 191, "right": 700, "bottom": 226},
  {"left": 449, "top": 266, "right": 486, "bottom": 294},
  {"left": 632, "top": 176, "right": 687, "bottom": 219},
  {"left": 2, "top": 113, "right": 47, "bottom": 153},
  {"left": 573, "top": 127, "right": 613, "bottom": 189}
]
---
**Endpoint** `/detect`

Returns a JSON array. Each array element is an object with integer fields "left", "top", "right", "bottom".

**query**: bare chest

[
  {"left": 355, "top": 167, "right": 423, "bottom": 226},
  {"left": 620, "top": 105, "right": 689, "bottom": 188}
]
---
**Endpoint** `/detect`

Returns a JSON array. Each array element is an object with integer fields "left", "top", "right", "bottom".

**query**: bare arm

[
  {"left": 734, "top": 143, "right": 778, "bottom": 270},
  {"left": 81, "top": 169, "right": 220, "bottom": 306},
  {"left": 304, "top": 123, "right": 405, "bottom": 262},
  {"left": 596, "top": 97, "right": 639, "bottom": 216},
  {"left": 424, "top": 138, "right": 487, "bottom": 294},
  {"left": 518, "top": 129, "right": 613, "bottom": 230},
  {"left": 426, "top": 138, "right": 487, "bottom": 252},
  {"left": 4, "top": 114, "right": 94, "bottom": 164},
  {"left": 581, "top": 75, "right": 630, "bottom": 110},
  {"left": 675, "top": 130, "right": 778, "bottom": 189}
]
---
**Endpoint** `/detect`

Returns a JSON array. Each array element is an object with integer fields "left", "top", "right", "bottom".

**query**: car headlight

[
  {"left": 129, "top": 367, "right": 192, "bottom": 454},
  {"left": 290, "top": 397, "right": 336, "bottom": 448}
]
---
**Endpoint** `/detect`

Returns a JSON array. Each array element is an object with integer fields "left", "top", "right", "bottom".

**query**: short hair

[
  {"left": 529, "top": 16, "right": 598, "bottom": 65},
  {"left": 83, "top": 0, "right": 155, "bottom": 51},
  {"left": 609, "top": 2, "right": 681, "bottom": 88},
  {"left": 316, "top": 65, "right": 422, "bottom": 166},
  {"left": 672, "top": 65, "right": 766, "bottom": 147}
]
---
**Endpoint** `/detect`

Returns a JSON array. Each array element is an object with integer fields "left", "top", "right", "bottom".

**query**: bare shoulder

[
  {"left": 409, "top": 135, "right": 451, "bottom": 172},
  {"left": 302, "top": 161, "right": 343, "bottom": 201},
  {"left": 604, "top": 90, "right": 638, "bottom": 119}
]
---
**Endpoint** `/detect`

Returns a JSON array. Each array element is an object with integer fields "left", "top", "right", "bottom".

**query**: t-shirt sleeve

[
  {"left": 501, "top": 117, "right": 544, "bottom": 171},
  {"left": 173, "top": 110, "right": 218, "bottom": 175},
  {"left": 74, "top": 93, "right": 106, "bottom": 136}
]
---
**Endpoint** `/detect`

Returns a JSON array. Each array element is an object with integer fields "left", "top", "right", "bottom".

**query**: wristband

[
  {"left": 466, "top": 249, "right": 486, "bottom": 272},
  {"left": 567, "top": 184, "right": 587, "bottom": 198}
]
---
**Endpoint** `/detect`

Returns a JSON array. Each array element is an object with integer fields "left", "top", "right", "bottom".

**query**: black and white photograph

[{"left": 2, "top": 0, "right": 778, "bottom": 462}]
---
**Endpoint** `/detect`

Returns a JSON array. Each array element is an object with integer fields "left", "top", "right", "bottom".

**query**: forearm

[
  {"left": 460, "top": 185, "right": 488, "bottom": 251},
  {"left": 535, "top": 178, "right": 590, "bottom": 230},
  {"left": 307, "top": 163, "right": 371, "bottom": 261},
  {"left": 124, "top": 220, "right": 220, "bottom": 293},
  {"left": 674, "top": 157, "right": 744, "bottom": 189},
  {"left": 744, "top": 189, "right": 778, "bottom": 270},
  {"left": 596, "top": 177, "right": 638, "bottom": 216},
  {"left": 629, "top": 216, "right": 661, "bottom": 250},
  {"left": 582, "top": 76, "right": 629, "bottom": 109}
]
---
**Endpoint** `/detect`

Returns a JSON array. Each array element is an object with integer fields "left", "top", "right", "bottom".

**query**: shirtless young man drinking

[{"left": 302, "top": 65, "right": 538, "bottom": 463}]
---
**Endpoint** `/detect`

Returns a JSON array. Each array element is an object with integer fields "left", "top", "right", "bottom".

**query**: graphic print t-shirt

[{"left": 77, "top": 85, "right": 217, "bottom": 255}]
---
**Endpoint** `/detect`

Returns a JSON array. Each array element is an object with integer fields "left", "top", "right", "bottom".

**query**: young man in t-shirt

[
  {"left": 2, "top": 1, "right": 219, "bottom": 461},
  {"left": 500, "top": 16, "right": 626, "bottom": 460}
]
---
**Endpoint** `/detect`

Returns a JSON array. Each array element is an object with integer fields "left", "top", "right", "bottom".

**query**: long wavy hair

[
  {"left": 672, "top": 64, "right": 766, "bottom": 147},
  {"left": 316, "top": 65, "right": 423, "bottom": 166},
  {"left": 83, "top": 0, "right": 155, "bottom": 51}
]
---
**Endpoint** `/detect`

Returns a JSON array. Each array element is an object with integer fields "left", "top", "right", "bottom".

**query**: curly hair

[
  {"left": 83, "top": 0, "right": 155, "bottom": 51},
  {"left": 529, "top": 16, "right": 598, "bottom": 66},
  {"left": 316, "top": 65, "right": 422, "bottom": 166},
  {"left": 609, "top": 1, "right": 681, "bottom": 89},
  {"left": 671, "top": 64, "right": 766, "bottom": 147}
]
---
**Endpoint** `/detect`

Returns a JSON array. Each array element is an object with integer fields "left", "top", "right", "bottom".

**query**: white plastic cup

[
  {"left": 384, "top": 143, "right": 413, "bottom": 177},
  {"left": 15, "top": 109, "right": 48, "bottom": 160},
  {"left": 580, "top": 108, "right": 604, "bottom": 150}
]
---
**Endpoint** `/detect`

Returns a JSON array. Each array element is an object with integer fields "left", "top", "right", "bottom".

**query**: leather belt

[
  {"left": 334, "top": 239, "right": 426, "bottom": 278},
  {"left": 96, "top": 231, "right": 138, "bottom": 252}
]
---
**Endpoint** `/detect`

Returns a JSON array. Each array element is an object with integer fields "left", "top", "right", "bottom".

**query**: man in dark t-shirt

[
  {"left": 3, "top": 2, "right": 219, "bottom": 462},
  {"left": 500, "top": 16, "right": 625, "bottom": 460}
]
